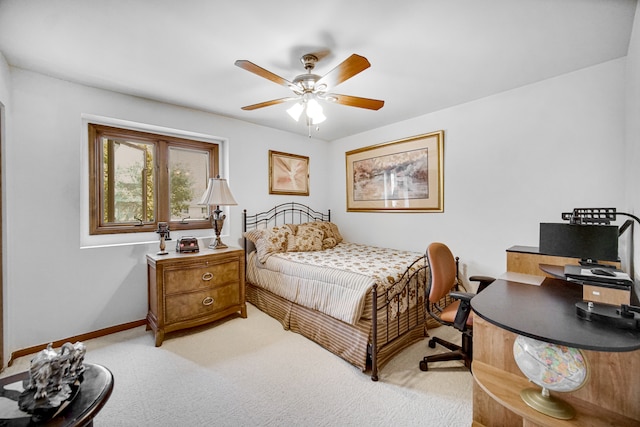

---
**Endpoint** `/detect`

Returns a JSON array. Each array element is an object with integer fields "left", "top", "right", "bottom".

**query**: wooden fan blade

[
  {"left": 241, "top": 97, "right": 296, "bottom": 111},
  {"left": 330, "top": 94, "right": 384, "bottom": 110},
  {"left": 316, "top": 54, "right": 371, "bottom": 90},
  {"left": 235, "top": 60, "right": 294, "bottom": 88}
]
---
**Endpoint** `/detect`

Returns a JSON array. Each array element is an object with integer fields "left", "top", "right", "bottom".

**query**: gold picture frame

[
  {"left": 269, "top": 150, "right": 310, "bottom": 196},
  {"left": 345, "top": 131, "right": 444, "bottom": 212}
]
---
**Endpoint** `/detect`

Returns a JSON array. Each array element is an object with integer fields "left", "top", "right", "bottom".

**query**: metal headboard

[{"left": 243, "top": 202, "right": 331, "bottom": 254}]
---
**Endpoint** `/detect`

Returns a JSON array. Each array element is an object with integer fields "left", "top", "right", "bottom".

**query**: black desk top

[{"left": 471, "top": 278, "right": 640, "bottom": 352}]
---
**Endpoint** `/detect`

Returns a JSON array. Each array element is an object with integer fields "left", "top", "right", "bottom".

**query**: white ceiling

[{"left": 0, "top": 0, "right": 636, "bottom": 141}]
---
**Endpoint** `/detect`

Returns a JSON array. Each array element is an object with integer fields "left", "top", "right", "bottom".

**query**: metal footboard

[{"left": 370, "top": 255, "right": 428, "bottom": 380}]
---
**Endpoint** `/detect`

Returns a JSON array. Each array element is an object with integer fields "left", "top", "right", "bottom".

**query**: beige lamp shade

[
  {"left": 198, "top": 177, "right": 238, "bottom": 206},
  {"left": 198, "top": 177, "right": 237, "bottom": 249}
]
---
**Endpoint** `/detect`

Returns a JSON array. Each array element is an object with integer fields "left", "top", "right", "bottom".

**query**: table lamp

[{"left": 198, "top": 176, "right": 237, "bottom": 249}]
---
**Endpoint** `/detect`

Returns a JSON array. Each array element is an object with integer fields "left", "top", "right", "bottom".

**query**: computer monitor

[{"left": 539, "top": 223, "right": 619, "bottom": 263}]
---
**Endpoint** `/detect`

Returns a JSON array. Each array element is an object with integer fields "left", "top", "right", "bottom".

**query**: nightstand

[{"left": 146, "top": 247, "right": 246, "bottom": 346}]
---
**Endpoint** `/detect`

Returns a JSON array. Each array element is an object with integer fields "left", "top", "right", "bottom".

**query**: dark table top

[
  {"left": 471, "top": 277, "right": 640, "bottom": 352},
  {"left": 0, "top": 363, "right": 113, "bottom": 426}
]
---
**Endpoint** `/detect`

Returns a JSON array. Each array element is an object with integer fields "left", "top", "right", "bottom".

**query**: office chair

[{"left": 419, "top": 242, "right": 494, "bottom": 371}]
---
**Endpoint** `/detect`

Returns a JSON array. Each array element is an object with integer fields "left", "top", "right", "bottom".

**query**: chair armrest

[
  {"left": 450, "top": 291, "right": 475, "bottom": 331},
  {"left": 469, "top": 275, "right": 495, "bottom": 293},
  {"left": 449, "top": 291, "right": 475, "bottom": 303},
  {"left": 469, "top": 275, "right": 495, "bottom": 284}
]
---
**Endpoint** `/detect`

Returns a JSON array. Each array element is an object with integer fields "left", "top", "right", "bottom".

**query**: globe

[{"left": 513, "top": 335, "right": 589, "bottom": 420}]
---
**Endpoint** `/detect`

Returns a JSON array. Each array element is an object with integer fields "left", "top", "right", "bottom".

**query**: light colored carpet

[{"left": 2, "top": 304, "right": 473, "bottom": 426}]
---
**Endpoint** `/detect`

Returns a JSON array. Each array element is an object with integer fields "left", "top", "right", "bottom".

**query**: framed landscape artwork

[
  {"left": 269, "top": 150, "right": 310, "bottom": 196},
  {"left": 345, "top": 131, "right": 444, "bottom": 212}
]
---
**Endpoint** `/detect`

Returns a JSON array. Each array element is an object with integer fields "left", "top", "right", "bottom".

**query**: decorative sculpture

[
  {"left": 156, "top": 221, "right": 171, "bottom": 255},
  {"left": 18, "top": 341, "right": 86, "bottom": 422}
]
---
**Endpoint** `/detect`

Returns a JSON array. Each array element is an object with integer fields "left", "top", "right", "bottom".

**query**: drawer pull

[
  {"left": 202, "top": 296, "right": 215, "bottom": 306},
  {"left": 202, "top": 272, "right": 214, "bottom": 281}
]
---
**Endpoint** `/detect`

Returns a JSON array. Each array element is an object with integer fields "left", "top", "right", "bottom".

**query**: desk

[
  {"left": 470, "top": 278, "right": 640, "bottom": 426},
  {"left": 0, "top": 363, "right": 113, "bottom": 426},
  {"left": 473, "top": 278, "right": 639, "bottom": 351}
]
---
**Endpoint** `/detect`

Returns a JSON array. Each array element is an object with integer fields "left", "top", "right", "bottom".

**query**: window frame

[{"left": 88, "top": 123, "right": 219, "bottom": 235}]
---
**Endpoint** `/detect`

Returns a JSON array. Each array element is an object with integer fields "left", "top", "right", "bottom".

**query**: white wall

[
  {"left": 330, "top": 59, "right": 627, "bottom": 283},
  {"left": 0, "top": 53, "right": 9, "bottom": 104},
  {"left": 0, "top": 53, "right": 10, "bottom": 364},
  {"left": 4, "top": 68, "right": 329, "bottom": 357},
  {"left": 625, "top": 5, "right": 640, "bottom": 289}
]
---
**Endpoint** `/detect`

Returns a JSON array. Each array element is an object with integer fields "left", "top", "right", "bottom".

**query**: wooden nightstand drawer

[
  {"left": 164, "top": 259, "right": 240, "bottom": 294},
  {"left": 165, "top": 282, "right": 240, "bottom": 323}
]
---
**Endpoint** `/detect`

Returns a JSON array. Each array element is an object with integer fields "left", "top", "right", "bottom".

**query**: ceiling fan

[{"left": 234, "top": 53, "right": 384, "bottom": 134}]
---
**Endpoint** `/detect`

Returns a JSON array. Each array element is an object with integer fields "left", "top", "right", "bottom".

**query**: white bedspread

[{"left": 246, "top": 242, "right": 425, "bottom": 325}]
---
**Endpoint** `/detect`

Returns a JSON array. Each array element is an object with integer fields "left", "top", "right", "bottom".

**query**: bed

[{"left": 243, "top": 203, "right": 428, "bottom": 381}]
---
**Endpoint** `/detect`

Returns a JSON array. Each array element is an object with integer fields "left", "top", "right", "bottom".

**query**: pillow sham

[
  {"left": 327, "top": 222, "right": 343, "bottom": 244},
  {"left": 243, "top": 225, "right": 293, "bottom": 263},
  {"left": 286, "top": 224, "right": 324, "bottom": 252},
  {"left": 302, "top": 221, "right": 343, "bottom": 249}
]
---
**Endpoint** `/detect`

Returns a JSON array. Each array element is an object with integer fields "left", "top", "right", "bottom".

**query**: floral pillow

[
  {"left": 286, "top": 224, "right": 324, "bottom": 252},
  {"left": 243, "top": 225, "right": 293, "bottom": 263},
  {"left": 301, "top": 221, "right": 343, "bottom": 249},
  {"left": 327, "top": 222, "right": 343, "bottom": 244}
]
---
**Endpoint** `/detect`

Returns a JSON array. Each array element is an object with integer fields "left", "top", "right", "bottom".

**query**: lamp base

[
  {"left": 209, "top": 214, "right": 229, "bottom": 249},
  {"left": 520, "top": 388, "right": 576, "bottom": 420},
  {"left": 209, "top": 237, "right": 228, "bottom": 250}
]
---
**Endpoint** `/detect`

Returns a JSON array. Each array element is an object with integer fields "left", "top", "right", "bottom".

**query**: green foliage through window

[{"left": 89, "top": 123, "right": 219, "bottom": 235}]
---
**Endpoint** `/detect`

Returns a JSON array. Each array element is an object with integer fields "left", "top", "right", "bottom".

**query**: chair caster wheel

[
  {"left": 428, "top": 339, "right": 436, "bottom": 348},
  {"left": 419, "top": 360, "right": 428, "bottom": 371}
]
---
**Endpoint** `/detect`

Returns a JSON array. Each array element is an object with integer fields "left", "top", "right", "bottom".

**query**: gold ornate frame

[
  {"left": 269, "top": 150, "right": 310, "bottom": 196},
  {"left": 345, "top": 131, "right": 444, "bottom": 212}
]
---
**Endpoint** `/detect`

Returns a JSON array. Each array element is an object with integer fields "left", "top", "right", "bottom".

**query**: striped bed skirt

[{"left": 246, "top": 282, "right": 427, "bottom": 378}]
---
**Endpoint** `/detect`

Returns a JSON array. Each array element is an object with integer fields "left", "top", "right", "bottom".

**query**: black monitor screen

[{"left": 539, "top": 223, "right": 619, "bottom": 262}]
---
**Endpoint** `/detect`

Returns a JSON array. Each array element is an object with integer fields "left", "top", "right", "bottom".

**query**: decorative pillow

[
  {"left": 243, "top": 229, "right": 264, "bottom": 244},
  {"left": 244, "top": 225, "right": 292, "bottom": 263},
  {"left": 301, "top": 221, "right": 343, "bottom": 248},
  {"left": 287, "top": 224, "right": 324, "bottom": 252},
  {"left": 327, "top": 222, "right": 343, "bottom": 244},
  {"left": 322, "top": 237, "right": 337, "bottom": 249},
  {"left": 284, "top": 223, "right": 298, "bottom": 234}
]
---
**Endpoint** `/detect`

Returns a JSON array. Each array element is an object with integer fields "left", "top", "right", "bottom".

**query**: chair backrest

[{"left": 426, "top": 242, "right": 457, "bottom": 303}]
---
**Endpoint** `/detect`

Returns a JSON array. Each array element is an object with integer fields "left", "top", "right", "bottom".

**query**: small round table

[{"left": 0, "top": 363, "right": 113, "bottom": 426}]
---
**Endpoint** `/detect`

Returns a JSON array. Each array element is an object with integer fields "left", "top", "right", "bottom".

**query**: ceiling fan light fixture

[
  {"left": 306, "top": 97, "right": 321, "bottom": 114},
  {"left": 287, "top": 102, "right": 304, "bottom": 122},
  {"left": 288, "top": 84, "right": 303, "bottom": 95},
  {"left": 306, "top": 98, "right": 326, "bottom": 124},
  {"left": 311, "top": 111, "right": 326, "bottom": 125}
]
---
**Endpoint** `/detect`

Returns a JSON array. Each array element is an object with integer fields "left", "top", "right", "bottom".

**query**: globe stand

[
  {"left": 513, "top": 335, "right": 588, "bottom": 422},
  {"left": 520, "top": 387, "right": 576, "bottom": 420}
]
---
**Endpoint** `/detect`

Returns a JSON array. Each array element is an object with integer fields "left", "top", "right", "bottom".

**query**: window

[{"left": 88, "top": 124, "right": 219, "bottom": 235}]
